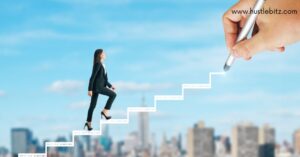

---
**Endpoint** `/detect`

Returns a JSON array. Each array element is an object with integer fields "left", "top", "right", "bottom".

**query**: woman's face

[{"left": 100, "top": 52, "right": 106, "bottom": 60}]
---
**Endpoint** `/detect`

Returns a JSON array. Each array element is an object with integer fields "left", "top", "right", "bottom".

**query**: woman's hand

[
  {"left": 88, "top": 91, "right": 93, "bottom": 97},
  {"left": 111, "top": 85, "right": 116, "bottom": 91},
  {"left": 223, "top": 0, "right": 300, "bottom": 60}
]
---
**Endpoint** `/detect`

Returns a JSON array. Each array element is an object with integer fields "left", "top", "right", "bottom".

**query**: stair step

[
  {"left": 182, "top": 83, "right": 211, "bottom": 89},
  {"left": 100, "top": 119, "right": 129, "bottom": 124},
  {"left": 155, "top": 95, "right": 183, "bottom": 101},
  {"left": 73, "top": 130, "right": 101, "bottom": 136},
  {"left": 18, "top": 72, "right": 224, "bottom": 157},
  {"left": 128, "top": 107, "right": 156, "bottom": 112},
  {"left": 46, "top": 142, "right": 73, "bottom": 147},
  {"left": 18, "top": 153, "right": 46, "bottom": 157}
]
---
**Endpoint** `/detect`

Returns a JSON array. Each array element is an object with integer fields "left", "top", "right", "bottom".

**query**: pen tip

[{"left": 223, "top": 64, "right": 230, "bottom": 72}]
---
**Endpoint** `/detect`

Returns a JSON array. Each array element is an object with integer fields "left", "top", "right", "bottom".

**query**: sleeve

[
  {"left": 88, "top": 63, "right": 100, "bottom": 91},
  {"left": 105, "top": 73, "right": 112, "bottom": 88}
]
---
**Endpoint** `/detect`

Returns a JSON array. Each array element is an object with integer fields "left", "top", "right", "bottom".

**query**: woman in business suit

[{"left": 84, "top": 49, "right": 117, "bottom": 131}]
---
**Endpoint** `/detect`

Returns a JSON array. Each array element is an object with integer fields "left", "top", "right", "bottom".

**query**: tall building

[
  {"left": 159, "top": 133, "right": 181, "bottom": 157},
  {"left": 139, "top": 96, "right": 150, "bottom": 150},
  {"left": 56, "top": 136, "right": 69, "bottom": 154},
  {"left": 187, "top": 121, "right": 214, "bottom": 157},
  {"left": 259, "top": 124, "right": 275, "bottom": 157},
  {"left": 232, "top": 122, "right": 259, "bottom": 157},
  {"left": 123, "top": 131, "right": 140, "bottom": 153},
  {"left": 150, "top": 133, "right": 158, "bottom": 157},
  {"left": 294, "top": 129, "right": 300, "bottom": 155},
  {"left": 116, "top": 141, "right": 125, "bottom": 157},
  {"left": 215, "top": 135, "right": 231, "bottom": 157},
  {"left": 73, "top": 137, "right": 84, "bottom": 157},
  {"left": 178, "top": 133, "right": 182, "bottom": 153},
  {"left": 11, "top": 128, "right": 33, "bottom": 157},
  {"left": 0, "top": 147, "right": 9, "bottom": 157},
  {"left": 30, "top": 138, "right": 43, "bottom": 153},
  {"left": 99, "top": 125, "right": 113, "bottom": 152},
  {"left": 81, "top": 136, "right": 92, "bottom": 152}
]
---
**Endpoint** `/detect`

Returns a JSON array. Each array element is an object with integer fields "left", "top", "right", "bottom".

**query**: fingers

[
  {"left": 223, "top": 1, "right": 248, "bottom": 51},
  {"left": 232, "top": 32, "right": 267, "bottom": 60},
  {"left": 270, "top": 47, "right": 285, "bottom": 52}
]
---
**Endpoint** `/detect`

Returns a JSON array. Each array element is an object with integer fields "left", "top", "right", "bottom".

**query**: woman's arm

[
  {"left": 105, "top": 73, "right": 113, "bottom": 88},
  {"left": 88, "top": 63, "right": 100, "bottom": 91}
]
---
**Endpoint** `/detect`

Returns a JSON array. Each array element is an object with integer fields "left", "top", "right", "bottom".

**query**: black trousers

[{"left": 86, "top": 87, "right": 117, "bottom": 122}]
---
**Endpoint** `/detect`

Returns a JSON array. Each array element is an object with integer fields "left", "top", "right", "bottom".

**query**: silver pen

[{"left": 223, "top": 0, "right": 265, "bottom": 72}]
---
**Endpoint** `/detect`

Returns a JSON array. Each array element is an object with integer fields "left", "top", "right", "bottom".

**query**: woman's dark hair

[{"left": 93, "top": 49, "right": 103, "bottom": 65}]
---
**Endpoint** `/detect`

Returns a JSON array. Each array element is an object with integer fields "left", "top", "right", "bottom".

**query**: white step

[
  {"left": 128, "top": 107, "right": 156, "bottom": 112},
  {"left": 46, "top": 142, "right": 73, "bottom": 147},
  {"left": 73, "top": 130, "right": 101, "bottom": 136},
  {"left": 18, "top": 154, "right": 46, "bottom": 157},
  {"left": 100, "top": 119, "right": 129, "bottom": 124},
  {"left": 154, "top": 95, "right": 183, "bottom": 101},
  {"left": 18, "top": 71, "right": 224, "bottom": 157},
  {"left": 182, "top": 83, "right": 211, "bottom": 89}
]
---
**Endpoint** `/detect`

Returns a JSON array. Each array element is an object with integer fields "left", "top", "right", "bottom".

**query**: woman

[{"left": 84, "top": 49, "right": 117, "bottom": 131}]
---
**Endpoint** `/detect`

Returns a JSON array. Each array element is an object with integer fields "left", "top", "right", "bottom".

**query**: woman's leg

[
  {"left": 86, "top": 92, "right": 99, "bottom": 122},
  {"left": 99, "top": 88, "right": 117, "bottom": 110}
]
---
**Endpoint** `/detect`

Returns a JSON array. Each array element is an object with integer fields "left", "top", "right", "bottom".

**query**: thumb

[{"left": 232, "top": 32, "right": 267, "bottom": 60}]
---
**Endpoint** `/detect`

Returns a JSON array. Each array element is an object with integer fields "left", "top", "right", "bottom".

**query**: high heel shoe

[
  {"left": 84, "top": 122, "right": 93, "bottom": 131},
  {"left": 101, "top": 111, "right": 112, "bottom": 120}
]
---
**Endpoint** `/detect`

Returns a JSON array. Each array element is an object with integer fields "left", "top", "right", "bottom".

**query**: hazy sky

[{"left": 1, "top": 0, "right": 300, "bottom": 150}]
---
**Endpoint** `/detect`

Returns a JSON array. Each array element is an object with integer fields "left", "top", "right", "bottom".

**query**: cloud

[
  {"left": 49, "top": 124, "right": 73, "bottom": 132},
  {"left": 52, "top": 0, "right": 132, "bottom": 6},
  {"left": 0, "top": 48, "right": 21, "bottom": 56},
  {"left": 269, "top": 108, "right": 300, "bottom": 118},
  {"left": 147, "top": 46, "right": 226, "bottom": 79},
  {"left": 0, "top": 17, "right": 223, "bottom": 46},
  {"left": 99, "top": 19, "right": 223, "bottom": 42},
  {"left": 0, "top": 30, "right": 63, "bottom": 45},
  {"left": 203, "top": 90, "right": 300, "bottom": 105},
  {"left": 114, "top": 81, "right": 173, "bottom": 92},
  {"left": 68, "top": 101, "right": 89, "bottom": 109},
  {"left": 239, "top": 48, "right": 300, "bottom": 74},
  {"left": 0, "top": 29, "right": 100, "bottom": 45},
  {"left": 46, "top": 80, "right": 84, "bottom": 94},
  {"left": 0, "top": 90, "right": 6, "bottom": 97},
  {"left": 33, "top": 62, "right": 56, "bottom": 72}
]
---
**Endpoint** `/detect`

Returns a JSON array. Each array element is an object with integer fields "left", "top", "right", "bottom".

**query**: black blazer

[{"left": 88, "top": 62, "right": 112, "bottom": 92}]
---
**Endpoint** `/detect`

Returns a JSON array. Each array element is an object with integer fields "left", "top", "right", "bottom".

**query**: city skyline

[{"left": 5, "top": 120, "right": 300, "bottom": 157}]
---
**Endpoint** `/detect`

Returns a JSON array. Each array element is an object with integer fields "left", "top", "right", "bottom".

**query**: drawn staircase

[{"left": 18, "top": 72, "right": 225, "bottom": 157}]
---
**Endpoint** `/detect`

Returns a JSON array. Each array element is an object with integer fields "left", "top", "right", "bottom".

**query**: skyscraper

[
  {"left": 294, "top": 129, "right": 300, "bottom": 155},
  {"left": 177, "top": 133, "right": 182, "bottom": 153},
  {"left": 259, "top": 124, "right": 275, "bottom": 157},
  {"left": 232, "top": 122, "right": 259, "bottom": 157},
  {"left": 81, "top": 136, "right": 92, "bottom": 152},
  {"left": 0, "top": 147, "right": 9, "bottom": 157},
  {"left": 123, "top": 131, "right": 140, "bottom": 154},
  {"left": 99, "top": 125, "right": 113, "bottom": 152},
  {"left": 139, "top": 96, "right": 149, "bottom": 150},
  {"left": 11, "top": 128, "right": 33, "bottom": 157},
  {"left": 159, "top": 133, "right": 181, "bottom": 157},
  {"left": 215, "top": 135, "right": 231, "bottom": 157},
  {"left": 55, "top": 136, "right": 69, "bottom": 154},
  {"left": 73, "top": 137, "right": 84, "bottom": 157},
  {"left": 187, "top": 121, "right": 214, "bottom": 157}
]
